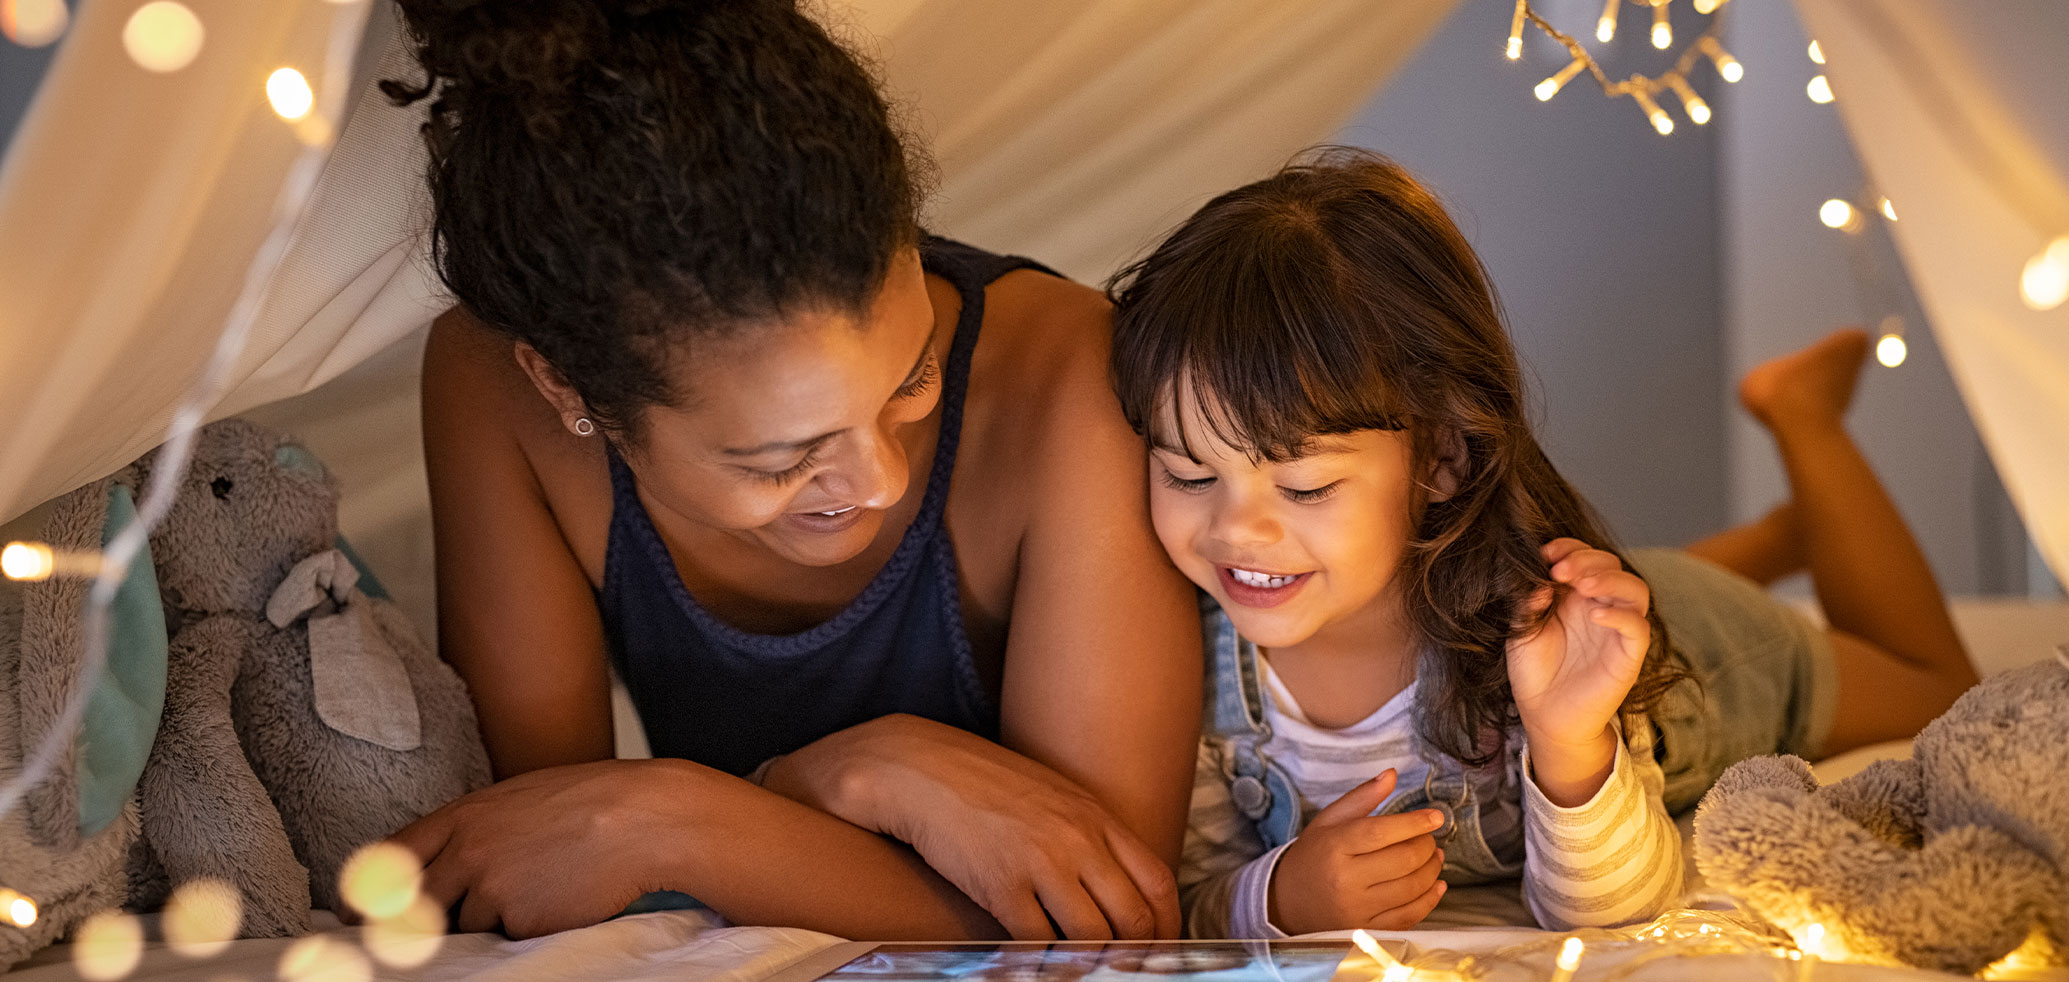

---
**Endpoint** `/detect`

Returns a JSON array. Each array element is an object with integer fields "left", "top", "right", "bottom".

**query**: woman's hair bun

[{"left": 384, "top": 1, "right": 786, "bottom": 117}]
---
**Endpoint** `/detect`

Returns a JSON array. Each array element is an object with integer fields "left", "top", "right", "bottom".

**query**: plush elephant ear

[{"left": 18, "top": 475, "right": 169, "bottom": 847}]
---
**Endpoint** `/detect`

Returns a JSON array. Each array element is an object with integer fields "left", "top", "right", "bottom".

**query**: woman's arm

[
  {"left": 991, "top": 278, "right": 1204, "bottom": 868},
  {"left": 423, "top": 311, "right": 615, "bottom": 776},
  {"left": 416, "top": 310, "right": 1002, "bottom": 938}
]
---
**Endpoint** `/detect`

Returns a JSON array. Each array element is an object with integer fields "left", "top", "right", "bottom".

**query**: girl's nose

[{"left": 1211, "top": 492, "right": 1283, "bottom": 550}]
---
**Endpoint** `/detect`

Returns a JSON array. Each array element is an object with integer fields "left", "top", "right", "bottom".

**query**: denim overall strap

[{"left": 1200, "top": 594, "right": 1304, "bottom": 849}]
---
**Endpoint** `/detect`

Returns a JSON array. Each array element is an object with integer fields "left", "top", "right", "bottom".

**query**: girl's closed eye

[
  {"left": 1280, "top": 481, "right": 1342, "bottom": 504},
  {"left": 1158, "top": 467, "right": 1215, "bottom": 493}
]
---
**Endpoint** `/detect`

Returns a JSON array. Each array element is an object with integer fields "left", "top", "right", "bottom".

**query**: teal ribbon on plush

[{"left": 76, "top": 483, "right": 170, "bottom": 836}]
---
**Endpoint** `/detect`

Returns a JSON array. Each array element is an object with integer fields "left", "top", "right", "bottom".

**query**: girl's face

[
  {"left": 624, "top": 247, "right": 943, "bottom": 568},
  {"left": 1148, "top": 389, "right": 1419, "bottom": 650}
]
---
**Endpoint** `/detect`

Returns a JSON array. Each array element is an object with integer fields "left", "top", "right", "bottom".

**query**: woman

[{"left": 384, "top": 0, "right": 1200, "bottom": 941}]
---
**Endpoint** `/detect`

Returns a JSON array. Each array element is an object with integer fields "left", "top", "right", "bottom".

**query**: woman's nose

[{"left": 817, "top": 428, "right": 907, "bottom": 510}]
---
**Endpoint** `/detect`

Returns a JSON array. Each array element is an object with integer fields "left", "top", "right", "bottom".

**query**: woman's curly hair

[
  {"left": 384, "top": 0, "right": 926, "bottom": 438},
  {"left": 1108, "top": 147, "right": 1691, "bottom": 767}
]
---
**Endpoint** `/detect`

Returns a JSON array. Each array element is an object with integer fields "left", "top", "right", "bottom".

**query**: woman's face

[
  {"left": 1146, "top": 388, "right": 1420, "bottom": 651},
  {"left": 626, "top": 247, "right": 942, "bottom": 568}
]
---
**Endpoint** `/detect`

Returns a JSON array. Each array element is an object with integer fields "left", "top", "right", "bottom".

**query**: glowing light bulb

[
  {"left": 267, "top": 67, "right": 314, "bottom": 120},
  {"left": 1, "top": 0, "right": 68, "bottom": 47},
  {"left": 0, "top": 889, "right": 37, "bottom": 928},
  {"left": 1879, "top": 197, "right": 1897, "bottom": 221},
  {"left": 1807, "top": 74, "right": 1835, "bottom": 103},
  {"left": 1651, "top": 4, "right": 1672, "bottom": 49},
  {"left": 1700, "top": 38, "right": 1744, "bottom": 81},
  {"left": 1633, "top": 89, "right": 1674, "bottom": 135},
  {"left": 1819, "top": 198, "right": 1858, "bottom": 230},
  {"left": 1808, "top": 40, "right": 1826, "bottom": 64},
  {"left": 1692, "top": 0, "right": 1721, "bottom": 12},
  {"left": 122, "top": 1, "right": 204, "bottom": 73},
  {"left": 2, "top": 542, "right": 54, "bottom": 581},
  {"left": 1536, "top": 57, "right": 1587, "bottom": 101},
  {"left": 1597, "top": 0, "right": 1619, "bottom": 43},
  {"left": 1876, "top": 334, "right": 1907, "bottom": 367},
  {"left": 1507, "top": 0, "right": 1526, "bottom": 60},
  {"left": 1550, "top": 936, "right": 1586, "bottom": 982},
  {"left": 1506, "top": 36, "right": 1522, "bottom": 60},
  {"left": 1665, "top": 74, "right": 1710, "bottom": 124},
  {"left": 72, "top": 911, "right": 144, "bottom": 982},
  {"left": 2020, "top": 235, "right": 2069, "bottom": 311}
]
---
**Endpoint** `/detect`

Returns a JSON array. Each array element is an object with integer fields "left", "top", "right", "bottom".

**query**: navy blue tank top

[{"left": 600, "top": 238, "right": 1053, "bottom": 776}]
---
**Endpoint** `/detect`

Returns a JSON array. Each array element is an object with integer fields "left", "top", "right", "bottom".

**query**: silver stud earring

[{"left": 571, "top": 417, "right": 596, "bottom": 437}]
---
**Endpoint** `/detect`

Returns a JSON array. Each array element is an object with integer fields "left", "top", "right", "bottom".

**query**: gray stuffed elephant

[
  {"left": 1, "top": 419, "right": 490, "bottom": 969},
  {"left": 1693, "top": 650, "right": 2069, "bottom": 975}
]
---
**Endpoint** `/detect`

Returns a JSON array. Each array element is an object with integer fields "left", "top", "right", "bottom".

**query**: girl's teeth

[{"left": 1231, "top": 568, "right": 1297, "bottom": 589}]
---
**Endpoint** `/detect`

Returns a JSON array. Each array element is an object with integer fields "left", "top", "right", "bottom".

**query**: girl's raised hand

[{"left": 1505, "top": 539, "right": 1651, "bottom": 755}]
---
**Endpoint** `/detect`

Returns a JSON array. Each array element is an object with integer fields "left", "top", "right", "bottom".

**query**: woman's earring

[{"left": 571, "top": 417, "right": 596, "bottom": 437}]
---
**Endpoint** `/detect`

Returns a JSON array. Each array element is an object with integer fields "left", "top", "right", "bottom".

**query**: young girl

[{"left": 1106, "top": 149, "right": 1978, "bottom": 937}]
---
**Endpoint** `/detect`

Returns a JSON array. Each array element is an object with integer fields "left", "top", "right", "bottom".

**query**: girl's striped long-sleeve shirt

[{"left": 1178, "top": 658, "right": 1683, "bottom": 938}]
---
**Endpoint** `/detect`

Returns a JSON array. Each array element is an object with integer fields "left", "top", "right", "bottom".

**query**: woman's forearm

[{"left": 655, "top": 758, "right": 1003, "bottom": 940}]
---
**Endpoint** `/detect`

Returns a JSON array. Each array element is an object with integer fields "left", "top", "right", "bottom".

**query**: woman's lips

[
  {"left": 784, "top": 504, "right": 866, "bottom": 534},
  {"left": 1216, "top": 565, "right": 1313, "bottom": 609}
]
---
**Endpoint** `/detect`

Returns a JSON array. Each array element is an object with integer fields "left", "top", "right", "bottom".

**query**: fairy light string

[{"left": 1505, "top": 0, "right": 1741, "bottom": 136}]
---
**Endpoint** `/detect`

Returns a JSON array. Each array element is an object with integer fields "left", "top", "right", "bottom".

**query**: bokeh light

[
  {"left": 72, "top": 910, "right": 144, "bottom": 982},
  {"left": 2019, "top": 236, "right": 2069, "bottom": 311},
  {"left": 279, "top": 936, "right": 372, "bottom": 982},
  {"left": 266, "top": 68, "right": 314, "bottom": 120},
  {"left": 364, "top": 894, "right": 447, "bottom": 969},
  {"left": 1876, "top": 333, "right": 1908, "bottom": 368},
  {"left": 163, "top": 878, "right": 242, "bottom": 959},
  {"left": 339, "top": 841, "right": 423, "bottom": 921},
  {"left": 122, "top": 1, "right": 204, "bottom": 73},
  {"left": 0, "top": 888, "right": 37, "bottom": 928},
  {"left": 1806, "top": 74, "right": 1835, "bottom": 104},
  {"left": 1, "top": 0, "right": 69, "bottom": 48},
  {"left": 1818, "top": 199, "right": 1858, "bottom": 231},
  {"left": 2, "top": 541, "right": 55, "bottom": 581}
]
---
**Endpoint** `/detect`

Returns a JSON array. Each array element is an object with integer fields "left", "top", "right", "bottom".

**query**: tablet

[{"left": 761, "top": 939, "right": 1367, "bottom": 982}]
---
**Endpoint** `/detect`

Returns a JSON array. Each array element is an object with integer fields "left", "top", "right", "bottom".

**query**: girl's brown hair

[{"left": 1108, "top": 147, "right": 1687, "bottom": 766}]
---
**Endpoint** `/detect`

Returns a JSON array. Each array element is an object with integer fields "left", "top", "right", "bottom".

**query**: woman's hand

[
  {"left": 1506, "top": 539, "right": 1650, "bottom": 804},
  {"left": 762, "top": 714, "right": 1179, "bottom": 941},
  {"left": 1267, "top": 771, "right": 1448, "bottom": 935},
  {"left": 392, "top": 759, "right": 697, "bottom": 938}
]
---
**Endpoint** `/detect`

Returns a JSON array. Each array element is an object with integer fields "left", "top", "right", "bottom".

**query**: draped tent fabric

[
  {"left": 0, "top": 0, "right": 1459, "bottom": 633},
  {"left": 1790, "top": 0, "right": 2069, "bottom": 582}
]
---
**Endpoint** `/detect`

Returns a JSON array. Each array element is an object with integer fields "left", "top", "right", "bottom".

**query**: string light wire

[
  {"left": 1513, "top": 1, "right": 1739, "bottom": 135},
  {"left": 0, "top": 0, "right": 369, "bottom": 829}
]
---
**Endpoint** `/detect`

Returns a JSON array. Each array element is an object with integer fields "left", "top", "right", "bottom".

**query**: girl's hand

[
  {"left": 761, "top": 714, "right": 1179, "bottom": 941},
  {"left": 1506, "top": 539, "right": 1650, "bottom": 757},
  {"left": 1267, "top": 771, "right": 1448, "bottom": 935}
]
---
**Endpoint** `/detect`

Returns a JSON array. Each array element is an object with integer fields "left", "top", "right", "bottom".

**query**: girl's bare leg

[
  {"left": 1734, "top": 328, "right": 1978, "bottom": 754},
  {"left": 1683, "top": 502, "right": 1804, "bottom": 586}
]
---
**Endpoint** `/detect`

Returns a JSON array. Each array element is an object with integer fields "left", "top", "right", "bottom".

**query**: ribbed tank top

[{"left": 600, "top": 238, "right": 1053, "bottom": 776}]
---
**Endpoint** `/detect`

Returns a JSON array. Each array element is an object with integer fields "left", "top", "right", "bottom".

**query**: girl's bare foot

[{"left": 1737, "top": 328, "right": 1872, "bottom": 433}]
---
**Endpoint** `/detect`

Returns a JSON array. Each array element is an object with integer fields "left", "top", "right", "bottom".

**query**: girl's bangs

[{"left": 1114, "top": 216, "right": 1404, "bottom": 463}]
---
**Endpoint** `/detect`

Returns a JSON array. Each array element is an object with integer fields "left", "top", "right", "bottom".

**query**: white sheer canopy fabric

[
  {"left": 1791, "top": 0, "right": 2069, "bottom": 582},
  {"left": 0, "top": 0, "right": 1457, "bottom": 631}
]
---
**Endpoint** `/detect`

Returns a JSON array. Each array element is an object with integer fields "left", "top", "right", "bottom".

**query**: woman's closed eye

[
  {"left": 746, "top": 445, "right": 827, "bottom": 485},
  {"left": 894, "top": 356, "right": 940, "bottom": 400}
]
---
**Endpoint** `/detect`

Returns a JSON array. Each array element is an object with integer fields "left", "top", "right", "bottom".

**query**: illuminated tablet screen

[{"left": 813, "top": 940, "right": 1353, "bottom": 982}]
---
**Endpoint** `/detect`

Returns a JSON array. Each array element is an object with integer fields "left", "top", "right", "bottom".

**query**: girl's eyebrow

[{"left": 1147, "top": 436, "right": 1199, "bottom": 462}]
